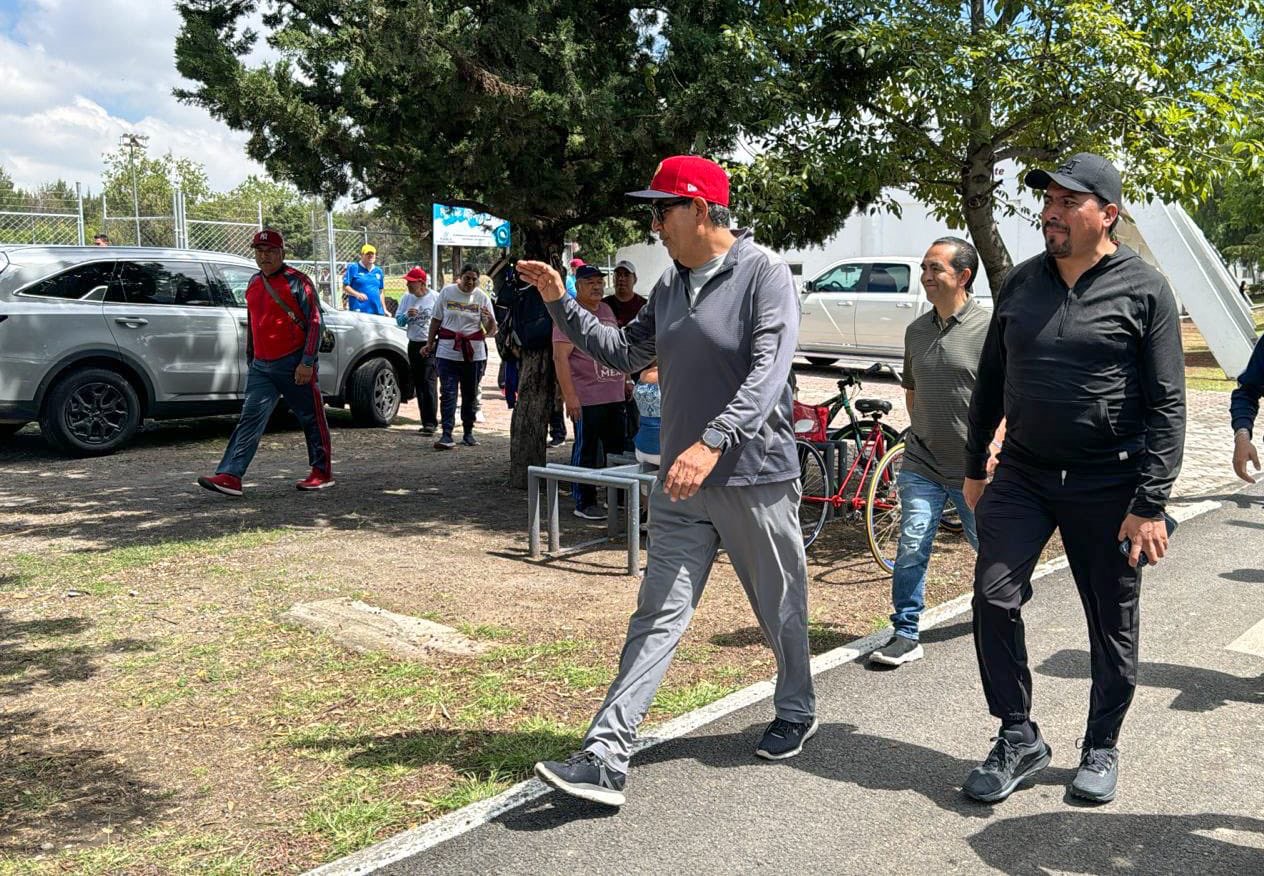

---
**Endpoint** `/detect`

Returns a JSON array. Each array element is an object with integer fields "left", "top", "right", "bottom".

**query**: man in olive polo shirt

[{"left": 870, "top": 237, "right": 1001, "bottom": 666}]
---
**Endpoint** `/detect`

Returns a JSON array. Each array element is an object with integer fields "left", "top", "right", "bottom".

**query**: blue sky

[{"left": 0, "top": 0, "right": 266, "bottom": 192}]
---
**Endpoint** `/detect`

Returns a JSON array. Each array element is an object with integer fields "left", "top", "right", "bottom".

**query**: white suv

[
  {"left": 797, "top": 256, "right": 992, "bottom": 369},
  {"left": 0, "top": 246, "right": 412, "bottom": 456}
]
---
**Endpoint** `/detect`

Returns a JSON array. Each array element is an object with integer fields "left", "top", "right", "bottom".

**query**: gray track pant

[{"left": 583, "top": 477, "right": 816, "bottom": 772}]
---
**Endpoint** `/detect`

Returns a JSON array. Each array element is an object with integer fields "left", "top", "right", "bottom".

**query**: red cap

[
  {"left": 627, "top": 155, "right": 729, "bottom": 207},
  {"left": 569, "top": 258, "right": 585, "bottom": 269},
  {"left": 252, "top": 228, "right": 285, "bottom": 250},
  {"left": 403, "top": 266, "right": 428, "bottom": 283}
]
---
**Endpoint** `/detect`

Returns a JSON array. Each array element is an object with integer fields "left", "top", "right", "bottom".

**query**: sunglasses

[{"left": 648, "top": 198, "right": 693, "bottom": 223}]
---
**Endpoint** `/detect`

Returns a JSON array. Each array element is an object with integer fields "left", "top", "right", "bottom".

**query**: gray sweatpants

[{"left": 583, "top": 477, "right": 816, "bottom": 772}]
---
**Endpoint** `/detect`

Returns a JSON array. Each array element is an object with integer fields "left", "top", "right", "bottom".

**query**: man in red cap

[
  {"left": 519, "top": 154, "right": 816, "bottom": 808},
  {"left": 397, "top": 266, "right": 439, "bottom": 435},
  {"left": 198, "top": 229, "right": 334, "bottom": 496}
]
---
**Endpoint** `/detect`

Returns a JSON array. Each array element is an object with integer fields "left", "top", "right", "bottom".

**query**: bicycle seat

[{"left": 855, "top": 398, "right": 892, "bottom": 415}]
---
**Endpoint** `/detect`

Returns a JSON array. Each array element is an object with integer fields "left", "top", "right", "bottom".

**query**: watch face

[{"left": 703, "top": 428, "right": 724, "bottom": 449}]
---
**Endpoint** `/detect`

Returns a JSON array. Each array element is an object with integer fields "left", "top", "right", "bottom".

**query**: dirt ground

[{"left": 0, "top": 361, "right": 1011, "bottom": 873}]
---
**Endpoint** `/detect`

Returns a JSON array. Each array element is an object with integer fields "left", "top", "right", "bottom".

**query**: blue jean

[
  {"left": 217, "top": 351, "right": 331, "bottom": 478},
  {"left": 890, "top": 469, "right": 978, "bottom": 640},
  {"left": 436, "top": 358, "right": 486, "bottom": 437}
]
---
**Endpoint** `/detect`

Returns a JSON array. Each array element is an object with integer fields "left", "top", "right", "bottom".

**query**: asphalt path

[{"left": 382, "top": 485, "right": 1264, "bottom": 875}]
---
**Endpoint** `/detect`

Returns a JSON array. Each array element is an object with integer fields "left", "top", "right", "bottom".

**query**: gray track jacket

[{"left": 545, "top": 230, "right": 800, "bottom": 487}]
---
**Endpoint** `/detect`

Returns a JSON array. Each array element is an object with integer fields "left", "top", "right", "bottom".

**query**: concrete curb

[{"left": 306, "top": 496, "right": 1229, "bottom": 875}]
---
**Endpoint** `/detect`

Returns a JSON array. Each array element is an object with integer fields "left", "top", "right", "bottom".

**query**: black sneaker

[
  {"left": 548, "top": 435, "right": 567, "bottom": 447},
  {"left": 418, "top": 425, "right": 436, "bottom": 436},
  {"left": 573, "top": 504, "right": 605, "bottom": 520},
  {"left": 755, "top": 717, "right": 819, "bottom": 760},
  {"left": 869, "top": 635, "right": 924, "bottom": 667},
  {"left": 962, "top": 724, "right": 1052, "bottom": 803},
  {"left": 433, "top": 434, "right": 455, "bottom": 450},
  {"left": 534, "top": 751, "right": 626, "bottom": 807},
  {"left": 462, "top": 433, "right": 480, "bottom": 446},
  {"left": 1071, "top": 741, "right": 1119, "bottom": 803}
]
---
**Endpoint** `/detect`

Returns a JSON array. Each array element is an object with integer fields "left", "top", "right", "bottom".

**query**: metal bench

[{"left": 527, "top": 462, "right": 658, "bottom": 575}]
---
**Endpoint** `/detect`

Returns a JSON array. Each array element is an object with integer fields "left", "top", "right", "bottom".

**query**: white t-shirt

[
  {"left": 686, "top": 252, "right": 728, "bottom": 306},
  {"left": 398, "top": 289, "right": 438, "bottom": 342},
  {"left": 435, "top": 284, "right": 494, "bottom": 362}
]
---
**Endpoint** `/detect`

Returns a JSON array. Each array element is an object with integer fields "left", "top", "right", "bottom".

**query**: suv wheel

[
  {"left": 40, "top": 367, "right": 142, "bottom": 456},
  {"left": 349, "top": 357, "right": 401, "bottom": 426}
]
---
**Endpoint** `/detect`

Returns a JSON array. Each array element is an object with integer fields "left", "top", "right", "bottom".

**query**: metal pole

[
  {"left": 257, "top": 200, "right": 264, "bottom": 230},
  {"left": 75, "top": 182, "right": 85, "bottom": 246},
  {"left": 120, "top": 132, "right": 148, "bottom": 246},
  {"left": 431, "top": 205, "right": 440, "bottom": 291},
  {"left": 326, "top": 209, "right": 339, "bottom": 307},
  {"left": 362, "top": 225, "right": 369, "bottom": 246},
  {"left": 172, "top": 186, "right": 181, "bottom": 248}
]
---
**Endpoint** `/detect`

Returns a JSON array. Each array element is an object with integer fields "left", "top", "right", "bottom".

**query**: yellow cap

[{"left": 361, "top": 244, "right": 376, "bottom": 254}]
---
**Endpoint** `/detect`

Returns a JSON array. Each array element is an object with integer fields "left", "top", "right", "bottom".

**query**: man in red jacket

[{"left": 198, "top": 229, "right": 334, "bottom": 496}]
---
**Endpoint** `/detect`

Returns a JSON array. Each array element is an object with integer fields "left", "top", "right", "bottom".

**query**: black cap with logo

[{"left": 1024, "top": 152, "right": 1122, "bottom": 207}]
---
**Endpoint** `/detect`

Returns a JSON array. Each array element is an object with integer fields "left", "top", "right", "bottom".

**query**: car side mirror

[{"left": 803, "top": 280, "right": 816, "bottom": 293}]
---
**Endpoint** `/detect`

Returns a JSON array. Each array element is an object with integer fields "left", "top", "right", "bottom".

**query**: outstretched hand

[{"left": 514, "top": 261, "right": 567, "bottom": 302}]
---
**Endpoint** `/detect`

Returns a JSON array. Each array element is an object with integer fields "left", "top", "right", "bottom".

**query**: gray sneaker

[
  {"left": 535, "top": 751, "right": 626, "bottom": 807},
  {"left": 869, "top": 635, "right": 924, "bottom": 667},
  {"left": 962, "top": 724, "right": 1052, "bottom": 803},
  {"left": 1071, "top": 742, "right": 1119, "bottom": 803}
]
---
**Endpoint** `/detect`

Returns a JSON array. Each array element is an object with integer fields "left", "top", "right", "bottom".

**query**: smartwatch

[{"left": 701, "top": 427, "right": 727, "bottom": 452}]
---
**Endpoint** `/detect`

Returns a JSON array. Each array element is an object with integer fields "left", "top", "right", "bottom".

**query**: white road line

[
  {"left": 305, "top": 498, "right": 1228, "bottom": 876},
  {"left": 1227, "top": 618, "right": 1264, "bottom": 658}
]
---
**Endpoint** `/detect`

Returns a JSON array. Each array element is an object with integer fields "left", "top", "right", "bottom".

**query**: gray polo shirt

[{"left": 901, "top": 295, "right": 990, "bottom": 486}]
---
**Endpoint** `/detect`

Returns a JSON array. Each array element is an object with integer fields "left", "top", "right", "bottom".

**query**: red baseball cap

[
  {"left": 403, "top": 266, "right": 428, "bottom": 283},
  {"left": 627, "top": 155, "right": 730, "bottom": 207},
  {"left": 252, "top": 228, "right": 285, "bottom": 250}
]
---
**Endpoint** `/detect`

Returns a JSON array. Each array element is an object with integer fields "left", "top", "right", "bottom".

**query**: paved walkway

[{"left": 351, "top": 484, "right": 1264, "bottom": 874}]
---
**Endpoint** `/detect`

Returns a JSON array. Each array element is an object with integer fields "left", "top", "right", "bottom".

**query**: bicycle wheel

[
  {"left": 864, "top": 442, "right": 905, "bottom": 573},
  {"left": 796, "top": 440, "right": 830, "bottom": 549},
  {"left": 939, "top": 499, "right": 964, "bottom": 534}
]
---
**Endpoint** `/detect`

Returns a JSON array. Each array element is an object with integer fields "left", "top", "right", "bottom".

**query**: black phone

[{"left": 1119, "top": 512, "right": 1178, "bottom": 567}]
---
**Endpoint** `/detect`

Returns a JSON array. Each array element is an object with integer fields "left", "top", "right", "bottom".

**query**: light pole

[{"left": 120, "top": 132, "right": 148, "bottom": 245}]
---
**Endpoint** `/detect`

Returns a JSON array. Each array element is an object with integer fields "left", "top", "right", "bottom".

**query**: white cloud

[{"left": 0, "top": 0, "right": 273, "bottom": 193}]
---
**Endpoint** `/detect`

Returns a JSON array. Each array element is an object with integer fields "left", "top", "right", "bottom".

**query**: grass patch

[
  {"left": 1187, "top": 367, "right": 1235, "bottom": 392},
  {"left": 456, "top": 622, "right": 512, "bottom": 640},
  {"left": 652, "top": 680, "right": 739, "bottom": 714},
  {"left": 423, "top": 771, "right": 513, "bottom": 815},
  {"left": 0, "top": 529, "right": 290, "bottom": 595}
]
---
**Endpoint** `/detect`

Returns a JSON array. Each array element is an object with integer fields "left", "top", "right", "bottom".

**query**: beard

[{"left": 1043, "top": 224, "right": 1071, "bottom": 258}]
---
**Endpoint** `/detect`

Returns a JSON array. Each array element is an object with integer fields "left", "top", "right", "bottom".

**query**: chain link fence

[
  {"left": 2, "top": 188, "right": 422, "bottom": 310},
  {"left": 0, "top": 192, "right": 84, "bottom": 245}
]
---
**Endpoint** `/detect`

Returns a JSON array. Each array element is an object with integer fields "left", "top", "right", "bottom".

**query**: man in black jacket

[{"left": 960, "top": 153, "right": 1185, "bottom": 805}]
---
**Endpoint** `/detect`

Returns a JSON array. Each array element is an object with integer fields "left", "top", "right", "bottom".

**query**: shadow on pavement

[
  {"left": 1221, "top": 567, "right": 1264, "bottom": 583},
  {"left": 967, "top": 811, "right": 1264, "bottom": 874},
  {"left": 517, "top": 722, "right": 1073, "bottom": 824},
  {"left": 1035, "top": 649, "right": 1264, "bottom": 712}
]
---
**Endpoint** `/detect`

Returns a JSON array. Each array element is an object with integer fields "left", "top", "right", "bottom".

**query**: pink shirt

[{"left": 553, "top": 302, "right": 627, "bottom": 406}]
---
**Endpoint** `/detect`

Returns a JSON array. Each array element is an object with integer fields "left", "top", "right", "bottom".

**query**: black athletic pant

[
  {"left": 972, "top": 458, "right": 1142, "bottom": 748},
  {"left": 572, "top": 401, "right": 627, "bottom": 507},
  {"left": 407, "top": 341, "right": 438, "bottom": 430}
]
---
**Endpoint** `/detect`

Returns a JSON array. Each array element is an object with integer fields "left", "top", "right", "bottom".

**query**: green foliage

[
  {"left": 101, "top": 143, "right": 211, "bottom": 215},
  {"left": 173, "top": 0, "right": 762, "bottom": 252},
  {"left": 729, "top": 0, "right": 1264, "bottom": 289},
  {"left": 1189, "top": 133, "right": 1264, "bottom": 274}
]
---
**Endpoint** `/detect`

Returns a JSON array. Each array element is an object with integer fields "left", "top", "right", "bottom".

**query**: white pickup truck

[{"left": 797, "top": 256, "right": 992, "bottom": 370}]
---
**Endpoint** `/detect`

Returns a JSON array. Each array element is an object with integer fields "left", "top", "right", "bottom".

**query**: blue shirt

[
  {"left": 1231, "top": 333, "right": 1264, "bottom": 437},
  {"left": 565, "top": 275, "right": 577, "bottom": 298},
  {"left": 344, "top": 262, "right": 386, "bottom": 315}
]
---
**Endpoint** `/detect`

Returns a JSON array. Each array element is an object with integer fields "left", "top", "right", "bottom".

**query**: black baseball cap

[
  {"left": 575, "top": 265, "right": 606, "bottom": 280},
  {"left": 1025, "top": 152, "right": 1122, "bottom": 207}
]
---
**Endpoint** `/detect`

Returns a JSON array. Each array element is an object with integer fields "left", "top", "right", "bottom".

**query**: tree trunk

[
  {"left": 508, "top": 224, "right": 567, "bottom": 489},
  {"left": 960, "top": 147, "right": 1014, "bottom": 295}
]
